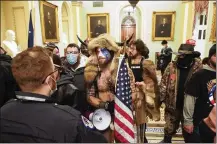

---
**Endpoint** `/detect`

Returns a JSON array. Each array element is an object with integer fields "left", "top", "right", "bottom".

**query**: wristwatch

[
  {"left": 98, "top": 102, "right": 109, "bottom": 109},
  {"left": 104, "top": 102, "right": 109, "bottom": 110}
]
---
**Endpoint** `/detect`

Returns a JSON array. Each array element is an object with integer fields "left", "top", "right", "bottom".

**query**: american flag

[{"left": 114, "top": 56, "right": 135, "bottom": 143}]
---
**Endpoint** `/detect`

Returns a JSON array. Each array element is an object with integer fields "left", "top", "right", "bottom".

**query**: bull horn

[
  {"left": 76, "top": 35, "right": 87, "bottom": 47},
  {"left": 116, "top": 33, "right": 134, "bottom": 46},
  {"left": 126, "top": 33, "right": 134, "bottom": 44},
  {"left": 116, "top": 42, "right": 124, "bottom": 47}
]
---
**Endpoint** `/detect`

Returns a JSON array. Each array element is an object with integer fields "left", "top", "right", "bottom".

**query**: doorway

[
  {"left": 121, "top": 15, "right": 136, "bottom": 41},
  {"left": 193, "top": 11, "right": 207, "bottom": 58}
]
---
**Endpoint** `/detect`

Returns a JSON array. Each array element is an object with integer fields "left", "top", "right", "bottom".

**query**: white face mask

[{"left": 47, "top": 76, "right": 57, "bottom": 96}]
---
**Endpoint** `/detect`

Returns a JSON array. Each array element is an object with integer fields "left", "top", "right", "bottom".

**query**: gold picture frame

[
  {"left": 87, "top": 13, "right": 110, "bottom": 38},
  {"left": 40, "top": 1, "right": 59, "bottom": 43},
  {"left": 152, "top": 11, "right": 176, "bottom": 41},
  {"left": 210, "top": 3, "right": 216, "bottom": 42}
]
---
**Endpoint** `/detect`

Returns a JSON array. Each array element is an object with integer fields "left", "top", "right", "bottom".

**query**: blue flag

[{"left": 28, "top": 10, "right": 34, "bottom": 48}]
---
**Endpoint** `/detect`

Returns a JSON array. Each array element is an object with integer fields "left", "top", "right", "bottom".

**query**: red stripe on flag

[
  {"left": 211, "top": 99, "right": 215, "bottom": 105},
  {"left": 114, "top": 117, "right": 134, "bottom": 138},
  {"left": 115, "top": 103, "right": 134, "bottom": 124},
  {"left": 114, "top": 130, "right": 129, "bottom": 143}
]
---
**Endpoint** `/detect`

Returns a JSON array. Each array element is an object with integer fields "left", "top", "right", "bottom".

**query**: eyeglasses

[
  {"left": 41, "top": 64, "right": 63, "bottom": 84},
  {"left": 66, "top": 51, "right": 79, "bottom": 54}
]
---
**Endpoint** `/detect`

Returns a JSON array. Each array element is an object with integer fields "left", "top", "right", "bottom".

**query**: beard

[
  {"left": 129, "top": 52, "right": 138, "bottom": 59},
  {"left": 97, "top": 55, "right": 110, "bottom": 67}
]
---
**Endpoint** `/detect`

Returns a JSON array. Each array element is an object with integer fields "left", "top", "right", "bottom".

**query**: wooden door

[{"left": 121, "top": 24, "right": 136, "bottom": 41}]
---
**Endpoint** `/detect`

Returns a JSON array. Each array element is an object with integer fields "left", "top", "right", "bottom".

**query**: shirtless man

[{"left": 84, "top": 34, "right": 136, "bottom": 142}]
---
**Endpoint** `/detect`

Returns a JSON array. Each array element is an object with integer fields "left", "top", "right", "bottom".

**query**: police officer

[{"left": 0, "top": 46, "right": 107, "bottom": 143}]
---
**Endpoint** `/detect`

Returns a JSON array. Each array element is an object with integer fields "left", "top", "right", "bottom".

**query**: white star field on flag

[
  {"left": 116, "top": 61, "right": 132, "bottom": 110},
  {"left": 114, "top": 57, "right": 135, "bottom": 143}
]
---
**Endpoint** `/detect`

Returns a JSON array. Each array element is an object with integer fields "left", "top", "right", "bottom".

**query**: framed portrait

[
  {"left": 87, "top": 13, "right": 110, "bottom": 38},
  {"left": 210, "top": 3, "right": 216, "bottom": 42},
  {"left": 152, "top": 11, "right": 176, "bottom": 41},
  {"left": 40, "top": 1, "right": 59, "bottom": 43}
]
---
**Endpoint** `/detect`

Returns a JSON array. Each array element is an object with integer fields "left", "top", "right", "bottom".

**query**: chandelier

[{"left": 128, "top": 0, "right": 139, "bottom": 9}]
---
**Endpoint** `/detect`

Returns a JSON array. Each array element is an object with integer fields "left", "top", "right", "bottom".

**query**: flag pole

[
  {"left": 32, "top": 2, "right": 36, "bottom": 46},
  {"left": 27, "top": 8, "right": 34, "bottom": 48},
  {"left": 115, "top": 41, "right": 127, "bottom": 91}
]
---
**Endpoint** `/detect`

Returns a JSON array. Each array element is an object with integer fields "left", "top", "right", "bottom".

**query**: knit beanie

[{"left": 209, "top": 44, "right": 216, "bottom": 58}]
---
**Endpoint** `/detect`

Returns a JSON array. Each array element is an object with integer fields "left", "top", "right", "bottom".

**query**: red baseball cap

[{"left": 186, "top": 39, "right": 196, "bottom": 46}]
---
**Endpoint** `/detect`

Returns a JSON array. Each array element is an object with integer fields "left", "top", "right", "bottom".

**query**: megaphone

[{"left": 89, "top": 109, "right": 111, "bottom": 131}]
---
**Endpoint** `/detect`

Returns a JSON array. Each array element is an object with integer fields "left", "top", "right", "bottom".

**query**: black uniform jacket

[{"left": 0, "top": 91, "right": 107, "bottom": 143}]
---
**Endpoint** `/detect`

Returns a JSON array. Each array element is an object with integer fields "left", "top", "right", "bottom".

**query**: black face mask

[{"left": 176, "top": 54, "right": 194, "bottom": 68}]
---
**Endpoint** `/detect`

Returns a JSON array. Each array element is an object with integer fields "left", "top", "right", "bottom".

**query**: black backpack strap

[{"left": 128, "top": 57, "right": 144, "bottom": 70}]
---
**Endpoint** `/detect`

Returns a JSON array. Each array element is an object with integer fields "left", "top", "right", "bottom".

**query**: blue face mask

[{"left": 66, "top": 53, "right": 78, "bottom": 65}]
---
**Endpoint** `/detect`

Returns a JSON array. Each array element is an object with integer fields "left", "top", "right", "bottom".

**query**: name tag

[{"left": 131, "top": 66, "right": 140, "bottom": 69}]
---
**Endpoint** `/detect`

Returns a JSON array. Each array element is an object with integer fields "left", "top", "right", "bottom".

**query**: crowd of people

[{"left": 0, "top": 33, "right": 216, "bottom": 143}]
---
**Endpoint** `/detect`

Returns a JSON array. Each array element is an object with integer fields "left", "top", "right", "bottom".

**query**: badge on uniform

[{"left": 81, "top": 115, "right": 94, "bottom": 129}]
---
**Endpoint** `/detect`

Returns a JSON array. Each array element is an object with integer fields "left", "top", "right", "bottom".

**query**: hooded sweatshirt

[{"left": 183, "top": 65, "right": 216, "bottom": 126}]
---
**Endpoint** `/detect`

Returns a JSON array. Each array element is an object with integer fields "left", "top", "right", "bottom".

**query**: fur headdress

[
  {"left": 76, "top": 33, "right": 134, "bottom": 54},
  {"left": 88, "top": 34, "right": 119, "bottom": 54},
  {"left": 84, "top": 34, "right": 121, "bottom": 85}
]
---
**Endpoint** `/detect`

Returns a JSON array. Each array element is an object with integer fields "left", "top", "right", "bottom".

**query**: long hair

[{"left": 130, "top": 39, "right": 149, "bottom": 59}]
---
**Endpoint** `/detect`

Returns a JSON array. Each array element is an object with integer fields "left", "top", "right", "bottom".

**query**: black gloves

[{"left": 105, "top": 101, "right": 114, "bottom": 114}]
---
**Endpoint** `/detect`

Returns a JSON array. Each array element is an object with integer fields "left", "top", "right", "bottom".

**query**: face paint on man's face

[{"left": 98, "top": 48, "right": 111, "bottom": 62}]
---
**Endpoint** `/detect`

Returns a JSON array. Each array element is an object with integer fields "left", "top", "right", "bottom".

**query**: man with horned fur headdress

[{"left": 84, "top": 34, "right": 136, "bottom": 142}]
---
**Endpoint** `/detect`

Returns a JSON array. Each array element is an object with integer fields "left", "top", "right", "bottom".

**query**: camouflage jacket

[{"left": 160, "top": 58, "right": 203, "bottom": 110}]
